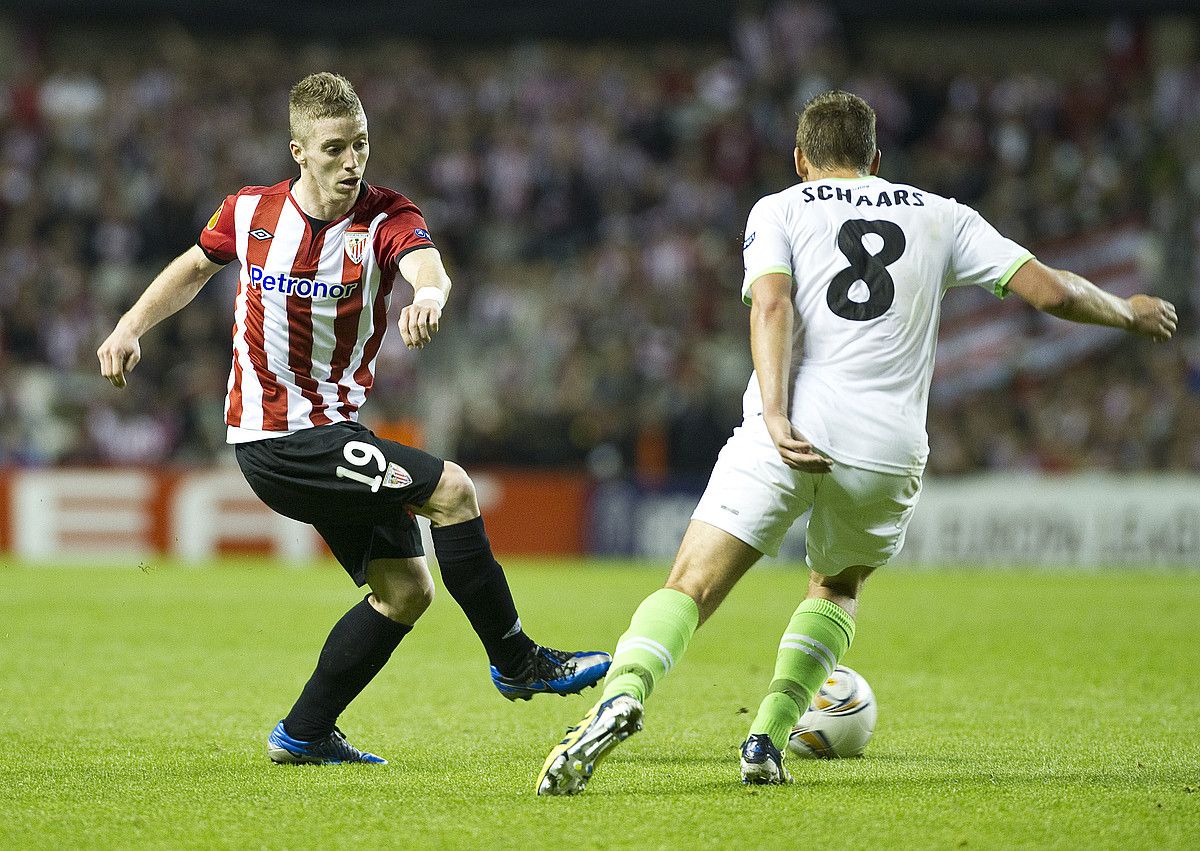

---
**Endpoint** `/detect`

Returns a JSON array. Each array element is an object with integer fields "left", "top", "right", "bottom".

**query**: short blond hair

[
  {"left": 288, "top": 72, "right": 364, "bottom": 142},
  {"left": 796, "top": 90, "right": 876, "bottom": 173}
]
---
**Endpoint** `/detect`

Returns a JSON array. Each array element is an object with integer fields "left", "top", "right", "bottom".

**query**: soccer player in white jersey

[
  {"left": 536, "top": 90, "right": 1176, "bottom": 794},
  {"left": 97, "top": 72, "right": 609, "bottom": 766}
]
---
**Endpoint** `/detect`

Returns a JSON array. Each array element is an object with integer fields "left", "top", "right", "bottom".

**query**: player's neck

[
  {"left": 292, "top": 173, "right": 357, "bottom": 222},
  {"left": 804, "top": 168, "right": 872, "bottom": 181}
]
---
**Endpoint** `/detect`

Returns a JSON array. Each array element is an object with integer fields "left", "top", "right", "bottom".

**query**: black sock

[
  {"left": 282, "top": 596, "right": 411, "bottom": 742},
  {"left": 431, "top": 516, "right": 536, "bottom": 675}
]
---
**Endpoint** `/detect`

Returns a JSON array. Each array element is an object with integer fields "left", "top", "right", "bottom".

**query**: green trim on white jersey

[
  {"left": 993, "top": 251, "right": 1035, "bottom": 299},
  {"left": 742, "top": 266, "right": 794, "bottom": 305}
]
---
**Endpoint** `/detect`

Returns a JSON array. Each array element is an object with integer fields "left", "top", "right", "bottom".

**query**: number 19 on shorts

[{"left": 336, "top": 440, "right": 386, "bottom": 493}]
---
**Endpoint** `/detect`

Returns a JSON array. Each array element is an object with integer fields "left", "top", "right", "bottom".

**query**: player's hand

[
  {"left": 763, "top": 413, "right": 832, "bottom": 473},
  {"left": 399, "top": 300, "right": 441, "bottom": 349},
  {"left": 96, "top": 326, "right": 141, "bottom": 388},
  {"left": 1128, "top": 295, "right": 1177, "bottom": 342}
]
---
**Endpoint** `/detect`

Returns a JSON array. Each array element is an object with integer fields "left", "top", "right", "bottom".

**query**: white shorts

[{"left": 691, "top": 415, "right": 922, "bottom": 574}]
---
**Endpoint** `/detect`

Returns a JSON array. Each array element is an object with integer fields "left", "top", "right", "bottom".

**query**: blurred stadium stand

[{"left": 1, "top": 0, "right": 1198, "bottom": 485}]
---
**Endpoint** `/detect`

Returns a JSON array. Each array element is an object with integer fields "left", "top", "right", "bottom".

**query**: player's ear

[
  {"left": 290, "top": 139, "right": 305, "bottom": 167},
  {"left": 794, "top": 147, "right": 807, "bottom": 180},
  {"left": 869, "top": 149, "right": 881, "bottom": 176}
]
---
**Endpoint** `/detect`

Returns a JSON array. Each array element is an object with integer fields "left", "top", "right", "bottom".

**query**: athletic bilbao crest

[
  {"left": 344, "top": 232, "right": 369, "bottom": 265},
  {"left": 382, "top": 463, "right": 412, "bottom": 489}
]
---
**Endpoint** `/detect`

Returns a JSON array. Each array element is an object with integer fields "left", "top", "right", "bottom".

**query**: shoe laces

[
  {"left": 743, "top": 734, "right": 776, "bottom": 762},
  {"left": 528, "top": 646, "right": 573, "bottom": 680},
  {"left": 326, "top": 727, "right": 363, "bottom": 759}
]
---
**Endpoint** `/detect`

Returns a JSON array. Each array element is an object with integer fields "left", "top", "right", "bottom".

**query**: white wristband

[{"left": 413, "top": 287, "right": 446, "bottom": 309}]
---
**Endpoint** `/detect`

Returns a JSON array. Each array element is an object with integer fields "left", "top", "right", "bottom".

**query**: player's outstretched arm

[
  {"left": 97, "top": 245, "right": 223, "bottom": 388},
  {"left": 1006, "top": 259, "right": 1177, "bottom": 342},
  {"left": 749, "top": 273, "right": 832, "bottom": 474},
  {"left": 397, "top": 246, "right": 452, "bottom": 350}
]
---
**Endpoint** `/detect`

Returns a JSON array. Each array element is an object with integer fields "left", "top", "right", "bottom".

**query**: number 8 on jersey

[{"left": 827, "top": 219, "right": 906, "bottom": 321}]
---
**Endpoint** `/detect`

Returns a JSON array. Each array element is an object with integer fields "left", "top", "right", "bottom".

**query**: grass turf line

[{"left": 0, "top": 561, "right": 1197, "bottom": 849}]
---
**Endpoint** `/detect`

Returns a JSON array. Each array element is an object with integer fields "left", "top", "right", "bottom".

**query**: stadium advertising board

[
  {"left": 5, "top": 469, "right": 319, "bottom": 563},
  {"left": 589, "top": 475, "right": 1200, "bottom": 567},
  {"left": 0, "top": 468, "right": 590, "bottom": 562},
  {"left": 3, "top": 469, "right": 1197, "bottom": 567},
  {"left": 898, "top": 474, "right": 1200, "bottom": 568},
  {"left": 588, "top": 479, "right": 808, "bottom": 562}
]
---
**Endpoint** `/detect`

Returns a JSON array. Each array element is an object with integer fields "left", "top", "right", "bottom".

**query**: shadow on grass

[{"left": 552, "top": 752, "right": 1191, "bottom": 798}]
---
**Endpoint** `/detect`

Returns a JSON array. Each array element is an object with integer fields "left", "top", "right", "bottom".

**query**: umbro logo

[{"left": 249, "top": 228, "right": 273, "bottom": 240}]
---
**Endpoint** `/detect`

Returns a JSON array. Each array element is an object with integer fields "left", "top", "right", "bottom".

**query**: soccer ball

[{"left": 787, "top": 665, "right": 877, "bottom": 759}]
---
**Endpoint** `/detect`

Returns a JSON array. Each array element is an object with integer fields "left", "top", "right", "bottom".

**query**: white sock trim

[
  {"left": 615, "top": 637, "right": 674, "bottom": 672},
  {"left": 781, "top": 633, "right": 837, "bottom": 672},
  {"left": 779, "top": 641, "right": 834, "bottom": 678}
]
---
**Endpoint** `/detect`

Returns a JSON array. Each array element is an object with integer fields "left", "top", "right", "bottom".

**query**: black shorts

[{"left": 234, "top": 422, "right": 445, "bottom": 586}]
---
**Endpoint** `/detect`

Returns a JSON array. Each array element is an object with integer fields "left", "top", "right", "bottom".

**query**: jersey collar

[{"left": 285, "top": 178, "right": 369, "bottom": 231}]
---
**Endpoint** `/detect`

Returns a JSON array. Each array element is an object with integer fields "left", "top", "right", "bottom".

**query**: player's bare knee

[
  {"left": 368, "top": 558, "right": 436, "bottom": 624},
  {"left": 371, "top": 577, "right": 433, "bottom": 624},
  {"left": 811, "top": 574, "right": 857, "bottom": 599},
  {"left": 368, "top": 592, "right": 405, "bottom": 623},
  {"left": 412, "top": 574, "right": 435, "bottom": 613},
  {"left": 672, "top": 580, "right": 715, "bottom": 619},
  {"left": 662, "top": 521, "right": 760, "bottom": 625},
  {"left": 664, "top": 574, "right": 722, "bottom": 623},
  {"left": 808, "top": 565, "right": 873, "bottom": 613},
  {"left": 423, "top": 462, "right": 479, "bottom": 525}
]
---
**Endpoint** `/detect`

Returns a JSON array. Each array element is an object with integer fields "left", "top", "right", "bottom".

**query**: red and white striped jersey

[{"left": 198, "top": 179, "right": 434, "bottom": 442}]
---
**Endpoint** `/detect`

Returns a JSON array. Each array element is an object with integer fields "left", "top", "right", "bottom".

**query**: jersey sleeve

[
  {"left": 197, "top": 195, "right": 237, "bottom": 265},
  {"left": 947, "top": 202, "right": 1034, "bottom": 298},
  {"left": 376, "top": 202, "right": 435, "bottom": 269},
  {"left": 741, "top": 196, "right": 793, "bottom": 306}
]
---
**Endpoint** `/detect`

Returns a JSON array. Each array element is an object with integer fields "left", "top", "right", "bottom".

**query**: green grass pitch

[{"left": 1, "top": 560, "right": 1197, "bottom": 849}]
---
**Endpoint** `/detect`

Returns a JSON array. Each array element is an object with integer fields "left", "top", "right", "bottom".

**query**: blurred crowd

[{"left": 1, "top": 2, "right": 1198, "bottom": 475}]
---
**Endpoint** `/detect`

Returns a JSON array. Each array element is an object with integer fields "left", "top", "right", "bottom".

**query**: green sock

[
  {"left": 601, "top": 588, "right": 700, "bottom": 704},
  {"left": 749, "top": 597, "right": 856, "bottom": 750}
]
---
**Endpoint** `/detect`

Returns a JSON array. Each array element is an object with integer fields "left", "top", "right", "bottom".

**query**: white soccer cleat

[
  {"left": 535, "top": 694, "right": 643, "bottom": 796},
  {"left": 740, "top": 733, "right": 793, "bottom": 785}
]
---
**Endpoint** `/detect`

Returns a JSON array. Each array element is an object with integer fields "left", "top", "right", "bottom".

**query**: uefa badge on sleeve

[{"left": 344, "top": 232, "right": 369, "bottom": 265}]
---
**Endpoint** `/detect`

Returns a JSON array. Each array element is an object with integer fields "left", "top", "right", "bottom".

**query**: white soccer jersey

[
  {"left": 740, "top": 176, "right": 1032, "bottom": 475},
  {"left": 198, "top": 180, "right": 434, "bottom": 443}
]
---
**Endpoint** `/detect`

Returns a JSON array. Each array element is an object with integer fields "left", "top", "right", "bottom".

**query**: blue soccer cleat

[
  {"left": 266, "top": 721, "right": 387, "bottom": 765},
  {"left": 491, "top": 645, "right": 611, "bottom": 701},
  {"left": 536, "top": 693, "right": 644, "bottom": 796},
  {"left": 740, "top": 733, "right": 793, "bottom": 785}
]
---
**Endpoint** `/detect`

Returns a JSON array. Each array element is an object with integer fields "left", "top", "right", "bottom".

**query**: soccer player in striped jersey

[
  {"left": 97, "top": 72, "right": 609, "bottom": 766},
  {"left": 536, "top": 90, "right": 1177, "bottom": 794}
]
